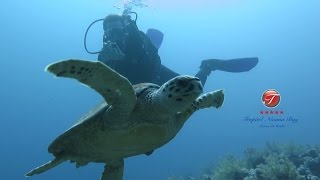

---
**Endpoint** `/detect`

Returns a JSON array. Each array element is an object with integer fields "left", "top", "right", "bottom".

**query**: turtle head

[{"left": 156, "top": 75, "right": 203, "bottom": 113}]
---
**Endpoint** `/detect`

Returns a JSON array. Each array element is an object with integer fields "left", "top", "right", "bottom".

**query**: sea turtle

[{"left": 26, "top": 59, "right": 224, "bottom": 180}]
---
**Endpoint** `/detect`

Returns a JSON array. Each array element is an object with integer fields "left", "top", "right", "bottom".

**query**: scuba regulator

[{"left": 84, "top": 11, "right": 138, "bottom": 54}]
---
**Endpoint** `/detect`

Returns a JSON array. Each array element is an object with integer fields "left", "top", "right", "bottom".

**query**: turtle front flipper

[
  {"left": 46, "top": 59, "right": 137, "bottom": 114},
  {"left": 25, "top": 157, "right": 65, "bottom": 177},
  {"left": 196, "top": 89, "right": 224, "bottom": 109},
  {"left": 177, "top": 89, "right": 224, "bottom": 123},
  {"left": 101, "top": 160, "right": 124, "bottom": 180}
]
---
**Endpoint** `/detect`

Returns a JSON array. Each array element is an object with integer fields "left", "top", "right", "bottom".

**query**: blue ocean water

[{"left": 1, "top": 0, "right": 319, "bottom": 179}]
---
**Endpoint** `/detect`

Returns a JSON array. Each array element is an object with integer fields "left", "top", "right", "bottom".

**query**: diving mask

[{"left": 103, "top": 21, "right": 128, "bottom": 51}]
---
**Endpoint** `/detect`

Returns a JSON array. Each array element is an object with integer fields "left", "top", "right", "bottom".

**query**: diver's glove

[{"left": 102, "top": 41, "right": 125, "bottom": 61}]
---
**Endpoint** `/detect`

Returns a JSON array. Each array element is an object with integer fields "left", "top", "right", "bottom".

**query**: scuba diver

[{"left": 84, "top": 11, "right": 258, "bottom": 86}]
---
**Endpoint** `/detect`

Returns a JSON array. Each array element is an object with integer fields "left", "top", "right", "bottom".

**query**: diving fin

[
  {"left": 146, "top": 28, "right": 164, "bottom": 49},
  {"left": 204, "top": 57, "right": 259, "bottom": 73}
]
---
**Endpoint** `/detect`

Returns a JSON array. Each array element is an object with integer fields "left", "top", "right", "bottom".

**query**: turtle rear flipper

[
  {"left": 101, "top": 160, "right": 124, "bottom": 180},
  {"left": 25, "top": 157, "right": 65, "bottom": 177}
]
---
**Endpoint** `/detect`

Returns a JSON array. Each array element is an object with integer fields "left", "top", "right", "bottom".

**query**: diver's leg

[
  {"left": 195, "top": 59, "right": 213, "bottom": 86},
  {"left": 101, "top": 160, "right": 124, "bottom": 180},
  {"left": 159, "top": 63, "right": 210, "bottom": 86},
  {"left": 157, "top": 65, "right": 180, "bottom": 85},
  {"left": 195, "top": 68, "right": 211, "bottom": 86},
  {"left": 196, "top": 57, "right": 259, "bottom": 86}
]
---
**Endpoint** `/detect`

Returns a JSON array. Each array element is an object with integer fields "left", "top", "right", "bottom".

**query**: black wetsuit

[{"left": 98, "top": 20, "right": 209, "bottom": 86}]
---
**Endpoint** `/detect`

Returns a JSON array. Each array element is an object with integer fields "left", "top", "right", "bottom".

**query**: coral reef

[
  {"left": 209, "top": 154, "right": 248, "bottom": 180},
  {"left": 168, "top": 176, "right": 196, "bottom": 180},
  {"left": 255, "top": 153, "right": 298, "bottom": 179},
  {"left": 168, "top": 142, "right": 320, "bottom": 180}
]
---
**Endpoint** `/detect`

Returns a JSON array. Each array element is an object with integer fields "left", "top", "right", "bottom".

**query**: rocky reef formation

[{"left": 168, "top": 142, "right": 320, "bottom": 180}]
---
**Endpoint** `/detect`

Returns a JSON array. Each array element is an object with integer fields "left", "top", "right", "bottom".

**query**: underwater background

[{"left": 1, "top": 0, "right": 319, "bottom": 179}]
